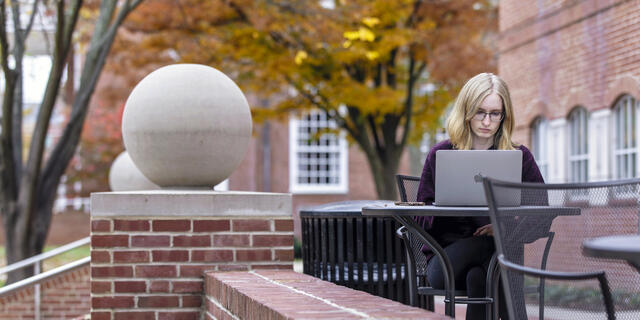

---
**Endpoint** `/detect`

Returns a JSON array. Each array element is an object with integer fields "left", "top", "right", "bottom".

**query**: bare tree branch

[
  {"left": 38, "top": 3, "right": 53, "bottom": 56},
  {"left": 345, "top": 105, "right": 376, "bottom": 159},
  {"left": 367, "top": 115, "right": 383, "bottom": 154},
  {"left": 23, "top": 0, "right": 40, "bottom": 38},
  {"left": 0, "top": 0, "right": 11, "bottom": 75},
  {"left": 16, "top": 0, "right": 82, "bottom": 245},
  {"left": 9, "top": 0, "right": 23, "bottom": 44},
  {"left": 406, "top": 0, "right": 425, "bottom": 28},
  {"left": 61, "top": 0, "right": 83, "bottom": 53},
  {"left": 42, "top": 0, "right": 142, "bottom": 190},
  {"left": 399, "top": 56, "right": 421, "bottom": 150},
  {"left": 0, "top": 0, "right": 18, "bottom": 211},
  {"left": 8, "top": 0, "right": 27, "bottom": 181}
]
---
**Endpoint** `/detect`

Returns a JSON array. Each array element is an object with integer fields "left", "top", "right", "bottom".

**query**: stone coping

[{"left": 91, "top": 191, "right": 291, "bottom": 217}]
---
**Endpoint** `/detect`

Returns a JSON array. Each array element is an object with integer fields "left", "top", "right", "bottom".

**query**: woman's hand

[{"left": 474, "top": 224, "right": 493, "bottom": 236}]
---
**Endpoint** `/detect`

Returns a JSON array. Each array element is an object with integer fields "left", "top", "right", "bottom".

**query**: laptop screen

[{"left": 434, "top": 150, "right": 522, "bottom": 206}]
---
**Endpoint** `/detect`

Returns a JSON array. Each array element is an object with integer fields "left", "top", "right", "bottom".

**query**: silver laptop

[{"left": 434, "top": 150, "right": 522, "bottom": 206}]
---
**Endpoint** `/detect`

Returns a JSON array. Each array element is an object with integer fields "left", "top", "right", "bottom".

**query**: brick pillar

[{"left": 90, "top": 191, "right": 292, "bottom": 320}]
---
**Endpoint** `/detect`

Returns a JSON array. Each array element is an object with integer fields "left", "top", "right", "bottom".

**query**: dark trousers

[{"left": 426, "top": 236, "right": 508, "bottom": 320}]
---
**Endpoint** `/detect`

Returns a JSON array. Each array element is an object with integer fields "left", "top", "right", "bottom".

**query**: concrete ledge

[
  {"left": 91, "top": 191, "right": 291, "bottom": 216},
  {"left": 205, "top": 270, "right": 448, "bottom": 320}
]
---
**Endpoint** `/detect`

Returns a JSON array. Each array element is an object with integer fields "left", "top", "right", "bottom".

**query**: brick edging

[{"left": 205, "top": 270, "right": 448, "bottom": 320}]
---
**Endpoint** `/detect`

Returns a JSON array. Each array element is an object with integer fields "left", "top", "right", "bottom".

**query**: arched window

[
  {"left": 530, "top": 117, "right": 548, "bottom": 181},
  {"left": 613, "top": 95, "right": 638, "bottom": 179},
  {"left": 567, "top": 107, "right": 588, "bottom": 182}
]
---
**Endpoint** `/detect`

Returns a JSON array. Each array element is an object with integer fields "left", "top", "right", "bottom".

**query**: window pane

[
  {"left": 633, "top": 153, "right": 637, "bottom": 178},
  {"left": 292, "top": 110, "right": 345, "bottom": 189},
  {"left": 614, "top": 96, "right": 638, "bottom": 178},
  {"left": 531, "top": 117, "right": 549, "bottom": 181},
  {"left": 568, "top": 107, "right": 589, "bottom": 182}
]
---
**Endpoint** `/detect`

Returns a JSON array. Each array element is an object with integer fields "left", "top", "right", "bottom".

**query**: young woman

[{"left": 416, "top": 73, "right": 544, "bottom": 320}]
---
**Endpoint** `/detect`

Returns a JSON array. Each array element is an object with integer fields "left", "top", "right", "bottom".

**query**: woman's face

[{"left": 469, "top": 92, "right": 504, "bottom": 142}]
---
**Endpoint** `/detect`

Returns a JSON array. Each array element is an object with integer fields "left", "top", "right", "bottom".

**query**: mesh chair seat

[{"left": 482, "top": 177, "right": 640, "bottom": 320}]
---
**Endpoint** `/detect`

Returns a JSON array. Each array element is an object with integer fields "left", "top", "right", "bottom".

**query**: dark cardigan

[{"left": 415, "top": 139, "right": 545, "bottom": 248}]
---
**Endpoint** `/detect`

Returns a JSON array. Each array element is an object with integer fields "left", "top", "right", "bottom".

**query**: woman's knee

[
  {"left": 426, "top": 264, "right": 445, "bottom": 289},
  {"left": 466, "top": 266, "right": 486, "bottom": 291}
]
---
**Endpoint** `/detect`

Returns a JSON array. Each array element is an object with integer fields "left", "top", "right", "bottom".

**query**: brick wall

[
  {"left": 91, "top": 216, "right": 293, "bottom": 320},
  {"left": 204, "top": 270, "right": 448, "bottom": 320},
  {"left": 0, "top": 265, "right": 90, "bottom": 319},
  {"left": 499, "top": 0, "right": 640, "bottom": 137},
  {"left": 90, "top": 190, "right": 293, "bottom": 320}
]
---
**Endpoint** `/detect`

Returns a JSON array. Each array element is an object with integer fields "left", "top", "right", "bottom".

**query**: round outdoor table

[
  {"left": 299, "top": 200, "right": 426, "bottom": 308},
  {"left": 583, "top": 234, "right": 640, "bottom": 273}
]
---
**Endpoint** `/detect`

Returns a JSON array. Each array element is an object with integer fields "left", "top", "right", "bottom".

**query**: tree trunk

[
  {"left": 378, "top": 163, "right": 400, "bottom": 200},
  {"left": 4, "top": 205, "right": 39, "bottom": 283},
  {"left": 365, "top": 151, "right": 402, "bottom": 200},
  {"left": 4, "top": 174, "right": 61, "bottom": 284}
]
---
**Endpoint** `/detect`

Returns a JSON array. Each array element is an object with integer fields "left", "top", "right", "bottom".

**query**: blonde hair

[{"left": 446, "top": 73, "right": 517, "bottom": 150}]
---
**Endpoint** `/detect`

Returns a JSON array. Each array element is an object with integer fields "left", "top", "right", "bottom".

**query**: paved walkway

[
  {"left": 433, "top": 297, "right": 640, "bottom": 320},
  {"left": 294, "top": 260, "right": 640, "bottom": 319}
]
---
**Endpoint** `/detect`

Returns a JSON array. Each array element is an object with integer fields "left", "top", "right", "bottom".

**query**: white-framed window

[
  {"left": 531, "top": 117, "right": 549, "bottom": 181},
  {"left": 289, "top": 110, "right": 348, "bottom": 194},
  {"left": 613, "top": 95, "right": 639, "bottom": 180},
  {"left": 567, "top": 107, "right": 588, "bottom": 183}
]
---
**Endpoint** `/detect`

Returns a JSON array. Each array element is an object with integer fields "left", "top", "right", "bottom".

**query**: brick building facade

[
  {"left": 499, "top": 0, "right": 640, "bottom": 184},
  {"left": 499, "top": 0, "right": 640, "bottom": 300}
]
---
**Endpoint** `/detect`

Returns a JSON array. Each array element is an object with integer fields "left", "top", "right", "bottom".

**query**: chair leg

[
  {"left": 539, "top": 232, "right": 554, "bottom": 320},
  {"left": 492, "top": 262, "right": 501, "bottom": 320},
  {"left": 417, "top": 276, "right": 435, "bottom": 311},
  {"left": 427, "top": 295, "right": 435, "bottom": 311},
  {"left": 538, "top": 278, "right": 546, "bottom": 320},
  {"left": 596, "top": 273, "right": 616, "bottom": 320},
  {"left": 407, "top": 271, "right": 417, "bottom": 307},
  {"left": 486, "top": 253, "right": 499, "bottom": 320},
  {"left": 401, "top": 231, "right": 419, "bottom": 307}
]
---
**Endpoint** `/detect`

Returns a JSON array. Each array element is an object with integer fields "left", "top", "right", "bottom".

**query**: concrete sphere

[
  {"left": 122, "top": 64, "right": 252, "bottom": 187},
  {"left": 108, "top": 151, "right": 160, "bottom": 191}
]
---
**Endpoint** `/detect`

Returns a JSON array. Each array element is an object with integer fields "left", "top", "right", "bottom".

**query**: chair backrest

[
  {"left": 483, "top": 178, "right": 640, "bottom": 320},
  {"left": 396, "top": 174, "right": 421, "bottom": 202},
  {"left": 395, "top": 175, "right": 430, "bottom": 276},
  {"left": 398, "top": 226, "right": 431, "bottom": 277}
]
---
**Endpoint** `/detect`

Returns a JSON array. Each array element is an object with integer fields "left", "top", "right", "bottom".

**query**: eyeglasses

[{"left": 472, "top": 111, "right": 504, "bottom": 122}]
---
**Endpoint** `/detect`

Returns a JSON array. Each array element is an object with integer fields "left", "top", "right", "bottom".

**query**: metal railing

[
  {"left": 0, "top": 237, "right": 90, "bottom": 320},
  {"left": 0, "top": 256, "right": 90, "bottom": 297}
]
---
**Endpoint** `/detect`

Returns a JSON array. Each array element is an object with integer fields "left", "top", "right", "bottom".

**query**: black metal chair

[
  {"left": 395, "top": 174, "right": 498, "bottom": 318},
  {"left": 481, "top": 177, "right": 640, "bottom": 320}
]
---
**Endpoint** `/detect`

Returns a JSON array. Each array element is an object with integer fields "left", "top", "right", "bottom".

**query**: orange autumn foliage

[{"left": 96, "top": 0, "right": 497, "bottom": 198}]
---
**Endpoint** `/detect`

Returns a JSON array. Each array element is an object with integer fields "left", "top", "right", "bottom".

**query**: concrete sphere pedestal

[
  {"left": 122, "top": 64, "right": 252, "bottom": 188},
  {"left": 108, "top": 151, "right": 160, "bottom": 191},
  {"left": 91, "top": 65, "right": 292, "bottom": 320}
]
